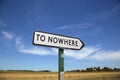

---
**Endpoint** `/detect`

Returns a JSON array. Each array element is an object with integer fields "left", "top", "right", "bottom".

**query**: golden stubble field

[{"left": 0, "top": 72, "right": 120, "bottom": 80}]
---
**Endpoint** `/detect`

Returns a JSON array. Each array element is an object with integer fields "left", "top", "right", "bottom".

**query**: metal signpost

[
  {"left": 59, "top": 48, "right": 64, "bottom": 80},
  {"left": 33, "top": 31, "right": 84, "bottom": 80}
]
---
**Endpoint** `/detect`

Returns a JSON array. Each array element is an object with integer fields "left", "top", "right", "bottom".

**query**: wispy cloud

[
  {"left": 1, "top": 31, "right": 120, "bottom": 61},
  {"left": 90, "top": 50, "right": 120, "bottom": 61},
  {"left": 15, "top": 36, "right": 56, "bottom": 56},
  {"left": 15, "top": 37, "right": 25, "bottom": 50},
  {"left": 65, "top": 48, "right": 120, "bottom": 61},
  {"left": 16, "top": 38, "right": 120, "bottom": 61},
  {"left": 1, "top": 31, "right": 14, "bottom": 40},
  {"left": 64, "top": 46, "right": 100, "bottom": 59},
  {"left": 19, "top": 47, "right": 56, "bottom": 56},
  {"left": 57, "top": 23, "right": 95, "bottom": 30},
  {"left": 15, "top": 36, "right": 99, "bottom": 58},
  {"left": 57, "top": 26, "right": 70, "bottom": 30}
]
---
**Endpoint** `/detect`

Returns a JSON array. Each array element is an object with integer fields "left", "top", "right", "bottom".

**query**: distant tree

[
  {"left": 86, "top": 67, "right": 94, "bottom": 72},
  {"left": 114, "top": 68, "right": 117, "bottom": 71},
  {"left": 68, "top": 69, "right": 80, "bottom": 72},
  {"left": 76, "top": 69, "right": 80, "bottom": 72},
  {"left": 102, "top": 67, "right": 113, "bottom": 71},
  {"left": 0, "top": 70, "right": 4, "bottom": 72},
  {"left": 97, "top": 66, "right": 101, "bottom": 71},
  {"left": 38, "top": 70, "right": 50, "bottom": 72},
  {"left": 66, "top": 66, "right": 120, "bottom": 72},
  {"left": 114, "top": 68, "right": 120, "bottom": 71},
  {"left": 86, "top": 68, "right": 90, "bottom": 72},
  {"left": 81, "top": 70, "right": 85, "bottom": 72}
]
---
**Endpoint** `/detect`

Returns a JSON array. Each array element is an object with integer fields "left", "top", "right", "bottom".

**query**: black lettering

[
  {"left": 53, "top": 37, "right": 58, "bottom": 43},
  {"left": 64, "top": 39, "right": 68, "bottom": 45},
  {"left": 48, "top": 36, "right": 53, "bottom": 43},
  {"left": 36, "top": 34, "right": 40, "bottom": 41},
  {"left": 40, "top": 35, "right": 45, "bottom": 41},
  {"left": 59, "top": 38, "right": 63, "bottom": 44},
  {"left": 75, "top": 41, "right": 78, "bottom": 47},
  {"left": 69, "top": 40, "right": 71, "bottom": 45},
  {"left": 72, "top": 40, "right": 75, "bottom": 46}
]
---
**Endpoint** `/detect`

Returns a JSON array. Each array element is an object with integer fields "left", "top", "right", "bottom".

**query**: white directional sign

[{"left": 33, "top": 31, "right": 84, "bottom": 50}]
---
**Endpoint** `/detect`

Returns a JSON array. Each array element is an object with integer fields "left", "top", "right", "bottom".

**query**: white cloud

[
  {"left": 18, "top": 44, "right": 100, "bottom": 58},
  {"left": 57, "top": 23, "right": 95, "bottom": 30},
  {"left": 90, "top": 50, "right": 120, "bottom": 61},
  {"left": 1, "top": 31, "right": 14, "bottom": 40},
  {"left": 15, "top": 38, "right": 120, "bottom": 61},
  {"left": 57, "top": 26, "right": 70, "bottom": 30},
  {"left": 1, "top": 31, "right": 119, "bottom": 61},
  {"left": 77, "top": 23, "right": 95, "bottom": 29},
  {"left": 15, "top": 37, "right": 57, "bottom": 56},
  {"left": 15, "top": 37, "right": 25, "bottom": 49},
  {"left": 19, "top": 47, "right": 56, "bottom": 56},
  {"left": 64, "top": 46, "right": 100, "bottom": 59},
  {"left": 1, "top": 31, "right": 55, "bottom": 56}
]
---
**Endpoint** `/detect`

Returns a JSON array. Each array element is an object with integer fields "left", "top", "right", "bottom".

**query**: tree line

[
  {"left": 0, "top": 70, "right": 50, "bottom": 72},
  {"left": 67, "top": 67, "right": 120, "bottom": 72},
  {"left": 0, "top": 67, "right": 120, "bottom": 72}
]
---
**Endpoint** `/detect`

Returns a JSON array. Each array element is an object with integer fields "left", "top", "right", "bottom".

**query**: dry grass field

[{"left": 0, "top": 71, "right": 120, "bottom": 80}]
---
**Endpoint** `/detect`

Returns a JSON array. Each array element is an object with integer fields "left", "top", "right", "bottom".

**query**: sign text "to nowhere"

[{"left": 33, "top": 31, "right": 84, "bottom": 50}]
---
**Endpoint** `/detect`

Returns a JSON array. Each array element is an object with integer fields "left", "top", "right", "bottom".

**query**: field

[{"left": 0, "top": 72, "right": 120, "bottom": 80}]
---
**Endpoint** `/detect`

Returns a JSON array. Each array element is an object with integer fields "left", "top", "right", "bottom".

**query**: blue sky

[{"left": 0, "top": 0, "right": 120, "bottom": 71}]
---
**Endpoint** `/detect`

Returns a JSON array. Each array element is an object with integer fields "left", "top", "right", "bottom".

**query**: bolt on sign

[
  {"left": 33, "top": 31, "right": 84, "bottom": 80},
  {"left": 33, "top": 31, "right": 84, "bottom": 50}
]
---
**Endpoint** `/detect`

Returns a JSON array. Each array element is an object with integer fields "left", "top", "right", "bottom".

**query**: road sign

[
  {"left": 33, "top": 31, "right": 84, "bottom": 50},
  {"left": 33, "top": 31, "right": 84, "bottom": 80}
]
